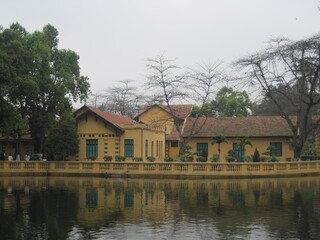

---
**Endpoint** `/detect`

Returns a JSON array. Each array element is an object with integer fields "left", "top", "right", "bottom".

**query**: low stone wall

[{"left": 0, "top": 161, "right": 320, "bottom": 178}]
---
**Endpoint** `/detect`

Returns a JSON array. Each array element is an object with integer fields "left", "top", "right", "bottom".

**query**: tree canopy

[
  {"left": 0, "top": 23, "right": 89, "bottom": 153},
  {"left": 45, "top": 111, "right": 79, "bottom": 161},
  {"left": 192, "top": 87, "right": 255, "bottom": 117}
]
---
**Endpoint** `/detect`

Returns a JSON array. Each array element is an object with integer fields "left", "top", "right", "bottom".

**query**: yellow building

[
  {"left": 135, "top": 103, "right": 193, "bottom": 158},
  {"left": 72, "top": 105, "right": 165, "bottom": 162},
  {"left": 182, "top": 116, "right": 294, "bottom": 162},
  {"left": 135, "top": 104, "right": 296, "bottom": 162}
]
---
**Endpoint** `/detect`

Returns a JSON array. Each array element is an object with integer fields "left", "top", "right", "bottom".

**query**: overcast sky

[{"left": 1, "top": 0, "right": 320, "bottom": 101}]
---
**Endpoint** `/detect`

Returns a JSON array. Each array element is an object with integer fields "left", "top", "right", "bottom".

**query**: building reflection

[{"left": 0, "top": 176, "right": 319, "bottom": 238}]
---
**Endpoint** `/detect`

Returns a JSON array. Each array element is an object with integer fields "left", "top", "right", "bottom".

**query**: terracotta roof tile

[
  {"left": 166, "top": 126, "right": 180, "bottom": 139},
  {"left": 87, "top": 106, "right": 133, "bottom": 125},
  {"left": 183, "top": 116, "right": 293, "bottom": 137}
]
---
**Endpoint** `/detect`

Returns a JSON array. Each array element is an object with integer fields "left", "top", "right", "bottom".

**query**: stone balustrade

[{"left": 0, "top": 161, "right": 320, "bottom": 178}]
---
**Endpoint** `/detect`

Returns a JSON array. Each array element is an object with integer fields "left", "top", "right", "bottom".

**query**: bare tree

[
  {"left": 189, "top": 62, "right": 222, "bottom": 113},
  {"left": 146, "top": 54, "right": 188, "bottom": 107},
  {"left": 86, "top": 81, "right": 146, "bottom": 118},
  {"left": 146, "top": 54, "right": 190, "bottom": 154},
  {"left": 103, "top": 80, "right": 145, "bottom": 118},
  {"left": 146, "top": 55, "right": 221, "bottom": 155},
  {"left": 186, "top": 61, "right": 222, "bottom": 135},
  {"left": 86, "top": 90, "right": 105, "bottom": 109},
  {"left": 235, "top": 34, "right": 320, "bottom": 159}
]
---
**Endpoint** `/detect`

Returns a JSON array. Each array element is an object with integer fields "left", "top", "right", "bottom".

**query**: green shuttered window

[
  {"left": 197, "top": 143, "right": 208, "bottom": 156},
  {"left": 125, "top": 139, "right": 134, "bottom": 157},
  {"left": 86, "top": 139, "right": 98, "bottom": 157},
  {"left": 270, "top": 142, "right": 282, "bottom": 156}
]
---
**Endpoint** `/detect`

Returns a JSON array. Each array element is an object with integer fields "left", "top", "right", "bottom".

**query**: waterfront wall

[{"left": 1, "top": 161, "right": 320, "bottom": 178}]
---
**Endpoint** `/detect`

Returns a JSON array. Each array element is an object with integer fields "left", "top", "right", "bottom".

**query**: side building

[
  {"left": 70, "top": 105, "right": 165, "bottom": 162},
  {"left": 135, "top": 104, "right": 298, "bottom": 162},
  {"left": 183, "top": 116, "right": 294, "bottom": 162}
]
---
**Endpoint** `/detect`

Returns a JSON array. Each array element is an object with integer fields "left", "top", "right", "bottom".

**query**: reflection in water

[{"left": 0, "top": 176, "right": 319, "bottom": 239}]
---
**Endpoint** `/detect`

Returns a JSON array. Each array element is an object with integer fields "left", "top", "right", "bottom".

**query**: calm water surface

[{"left": 0, "top": 176, "right": 319, "bottom": 240}]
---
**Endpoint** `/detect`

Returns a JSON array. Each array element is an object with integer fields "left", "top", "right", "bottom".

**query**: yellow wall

[
  {"left": 138, "top": 106, "right": 175, "bottom": 135},
  {"left": 73, "top": 113, "right": 166, "bottom": 162},
  {"left": 120, "top": 124, "right": 166, "bottom": 162},
  {"left": 184, "top": 137, "right": 294, "bottom": 162},
  {"left": 72, "top": 113, "right": 119, "bottom": 161},
  {"left": 167, "top": 140, "right": 180, "bottom": 160}
]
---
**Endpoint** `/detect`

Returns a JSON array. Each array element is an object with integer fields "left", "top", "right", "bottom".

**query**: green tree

[
  {"left": 211, "top": 135, "right": 228, "bottom": 160},
  {"left": 0, "top": 23, "right": 89, "bottom": 153},
  {"left": 213, "top": 87, "right": 255, "bottom": 117},
  {"left": 191, "top": 87, "right": 255, "bottom": 117},
  {"left": 45, "top": 111, "right": 79, "bottom": 160}
]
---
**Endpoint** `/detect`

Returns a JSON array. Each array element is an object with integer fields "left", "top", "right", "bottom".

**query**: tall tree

[
  {"left": 145, "top": 54, "right": 188, "bottom": 154},
  {"left": 253, "top": 84, "right": 320, "bottom": 116},
  {"left": 0, "top": 23, "right": 30, "bottom": 137},
  {"left": 186, "top": 62, "right": 222, "bottom": 149},
  {"left": 45, "top": 111, "right": 79, "bottom": 161},
  {"left": 0, "top": 23, "right": 89, "bottom": 153},
  {"left": 235, "top": 34, "right": 320, "bottom": 159},
  {"left": 146, "top": 55, "right": 221, "bottom": 155}
]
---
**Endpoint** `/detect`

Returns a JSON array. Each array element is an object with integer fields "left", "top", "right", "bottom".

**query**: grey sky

[{"left": 1, "top": 0, "right": 320, "bottom": 96}]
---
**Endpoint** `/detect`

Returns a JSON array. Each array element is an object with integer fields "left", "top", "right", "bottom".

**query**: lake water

[{"left": 0, "top": 176, "right": 319, "bottom": 240}]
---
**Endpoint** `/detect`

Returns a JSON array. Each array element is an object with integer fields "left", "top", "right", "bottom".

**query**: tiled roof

[
  {"left": 183, "top": 116, "right": 293, "bottom": 137},
  {"left": 87, "top": 106, "right": 133, "bottom": 125},
  {"left": 137, "top": 104, "right": 193, "bottom": 120},
  {"left": 74, "top": 106, "right": 133, "bottom": 132},
  {"left": 166, "top": 126, "right": 180, "bottom": 140}
]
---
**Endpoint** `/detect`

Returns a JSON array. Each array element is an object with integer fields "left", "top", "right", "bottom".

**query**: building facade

[
  {"left": 71, "top": 105, "right": 165, "bottom": 162},
  {"left": 135, "top": 103, "right": 296, "bottom": 162}
]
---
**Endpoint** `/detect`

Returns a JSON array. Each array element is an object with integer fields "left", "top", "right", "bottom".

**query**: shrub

[
  {"left": 181, "top": 145, "right": 192, "bottom": 155},
  {"left": 30, "top": 153, "right": 42, "bottom": 161},
  {"left": 179, "top": 155, "right": 186, "bottom": 162},
  {"left": 302, "top": 141, "right": 319, "bottom": 155},
  {"left": 196, "top": 156, "right": 207, "bottom": 162},
  {"left": 301, "top": 155, "right": 320, "bottom": 161},
  {"left": 115, "top": 156, "right": 126, "bottom": 162},
  {"left": 253, "top": 148, "right": 260, "bottom": 162},
  {"left": 269, "top": 156, "right": 280, "bottom": 162},
  {"left": 147, "top": 156, "right": 155, "bottom": 162},
  {"left": 104, "top": 156, "right": 112, "bottom": 161},
  {"left": 260, "top": 157, "right": 268, "bottom": 162},
  {"left": 225, "top": 150, "right": 236, "bottom": 162},
  {"left": 243, "top": 155, "right": 252, "bottom": 162},
  {"left": 133, "top": 157, "right": 143, "bottom": 162},
  {"left": 210, "top": 154, "right": 220, "bottom": 162},
  {"left": 164, "top": 157, "right": 174, "bottom": 162}
]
